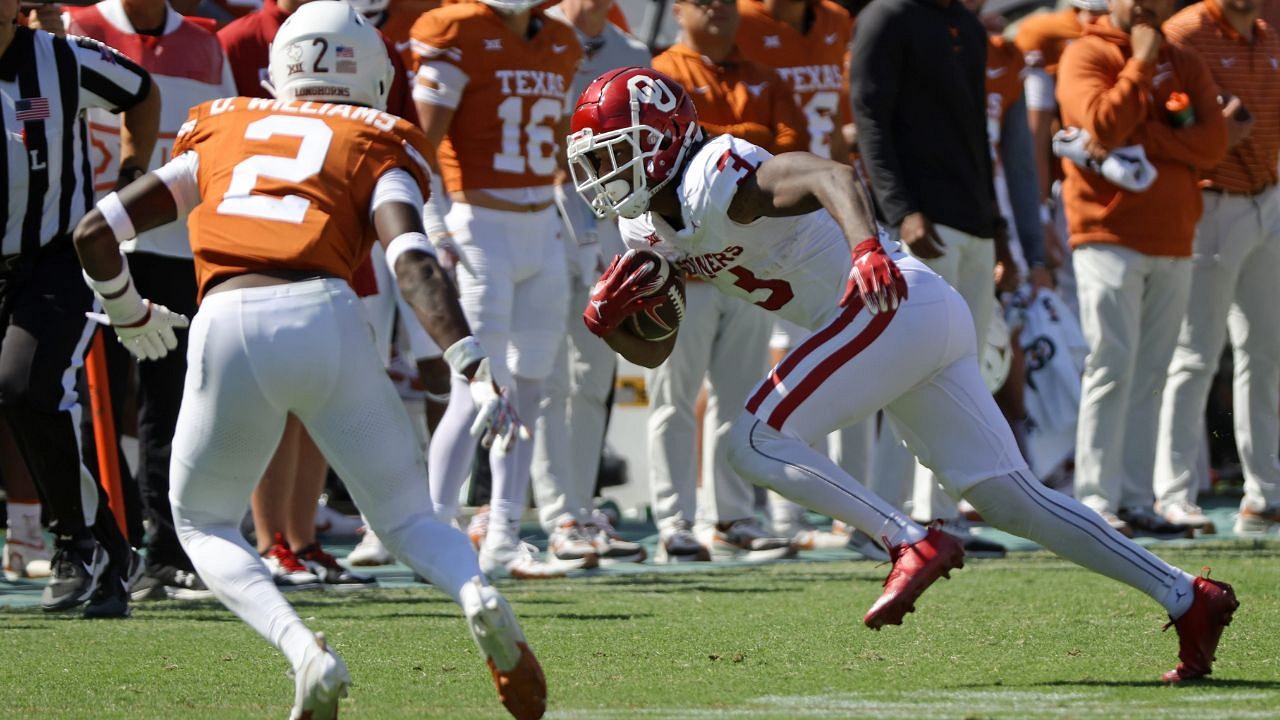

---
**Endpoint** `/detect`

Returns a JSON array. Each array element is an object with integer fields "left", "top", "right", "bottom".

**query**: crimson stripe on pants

[
  {"left": 764, "top": 306, "right": 896, "bottom": 430},
  {"left": 745, "top": 296, "right": 865, "bottom": 414}
]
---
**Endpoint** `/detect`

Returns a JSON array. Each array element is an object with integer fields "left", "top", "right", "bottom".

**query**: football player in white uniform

[{"left": 568, "top": 67, "right": 1235, "bottom": 683}]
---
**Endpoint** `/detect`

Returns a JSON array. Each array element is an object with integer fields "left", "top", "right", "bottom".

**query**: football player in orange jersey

[
  {"left": 410, "top": 0, "right": 585, "bottom": 578},
  {"left": 71, "top": 5, "right": 546, "bottom": 719}
]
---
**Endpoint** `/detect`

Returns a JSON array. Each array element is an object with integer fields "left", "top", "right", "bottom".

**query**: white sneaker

[
  {"left": 314, "top": 497, "right": 363, "bottom": 538},
  {"left": 1233, "top": 506, "right": 1280, "bottom": 535},
  {"left": 467, "top": 508, "right": 490, "bottom": 550},
  {"left": 1159, "top": 500, "right": 1215, "bottom": 533},
  {"left": 586, "top": 510, "right": 647, "bottom": 565},
  {"left": 347, "top": 529, "right": 394, "bottom": 567},
  {"left": 3, "top": 536, "right": 52, "bottom": 581},
  {"left": 289, "top": 632, "right": 350, "bottom": 720},
  {"left": 655, "top": 519, "right": 709, "bottom": 563},
  {"left": 459, "top": 577, "right": 547, "bottom": 720},
  {"left": 547, "top": 520, "right": 599, "bottom": 568},
  {"left": 701, "top": 518, "right": 796, "bottom": 562},
  {"left": 480, "top": 541, "right": 569, "bottom": 580},
  {"left": 775, "top": 516, "right": 850, "bottom": 552}
]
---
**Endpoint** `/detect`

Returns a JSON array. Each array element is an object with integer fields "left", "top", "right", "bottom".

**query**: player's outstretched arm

[{"left": 72, "top": 171, "right": 189, "bottom": 361}]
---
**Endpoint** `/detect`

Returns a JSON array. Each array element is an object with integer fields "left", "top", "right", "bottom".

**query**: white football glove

[
  {"left": 1052, "top": 127, "right": 1158, "bottom": 192},
  {"left": 87, "top": 302, "right": 189, "bottom": 361},
  {"left": 467, "top": 357, "right": 530, "bottom": 455},
  {"left": 433, "top": 230, "right": 476, "bottom": 277}
]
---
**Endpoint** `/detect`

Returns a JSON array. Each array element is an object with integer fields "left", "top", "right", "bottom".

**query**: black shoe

[
  {"left": 131, "top": 563, "right": 214, "bottom": 601},
  {"left": 84, "top": 552, "right": 134, "bottom": 619},
  {"left": 1118, "top": 506, "right": 1193, "bottom": 537},
  {"left": 41, "top": 535, "right": 107, "bottom": 612},
  {"left": 295, "top": 543, "right": 378, "bottom": 590},
  {"left": 961, "top": 535, "right": 1007, "bottom": 559}
]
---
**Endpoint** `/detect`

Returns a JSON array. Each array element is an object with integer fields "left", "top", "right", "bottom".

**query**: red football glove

[
  {"left": 583, "top": 250, "right": 666, "bottom": 337},
  {"left": 840, "top": 238, "right": 908, "bottom": 314}
]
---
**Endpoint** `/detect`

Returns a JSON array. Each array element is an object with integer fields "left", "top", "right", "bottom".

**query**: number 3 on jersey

[
  {"left": 492, "top": 96, "right": 560, "bottom": 176},
  {"left": 217, "top": 115, "right": 333, "bottom": 223}
]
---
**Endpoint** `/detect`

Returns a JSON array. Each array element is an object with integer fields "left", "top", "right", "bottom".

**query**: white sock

[
  {"left": 728, "top": 416, "right": 926, "bottom": 548},
  {"left": 6, "top": 501, "right": 43, "bottom": 543},
  {"left": 964, "top": 471, "right": 1196, "bottom": 617},
  {"left": 427, "top": 375, "right": 479, "bottom": 525},
  {"left": 484, "top": 377, "right": 544, "bottom": 550},
  {"left": 176, "top": 521, "right": 315, "bottom": 671}
]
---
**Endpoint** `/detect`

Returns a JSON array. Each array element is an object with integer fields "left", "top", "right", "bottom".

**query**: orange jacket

[{"left": 1056, "top": 18, "right": 1227, "bottom": 256}]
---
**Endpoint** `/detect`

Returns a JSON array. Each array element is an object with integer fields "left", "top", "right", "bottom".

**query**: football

[{"left": 623, "top": 250, "right": 686, "bottom": 342}]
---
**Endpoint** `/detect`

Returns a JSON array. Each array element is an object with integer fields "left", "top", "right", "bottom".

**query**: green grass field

[{"left": 4, "top": 541, "right": 1279, "bottom": 719}]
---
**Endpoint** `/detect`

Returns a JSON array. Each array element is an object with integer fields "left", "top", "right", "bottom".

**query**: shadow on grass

[
  {"left": 544, "top": 612, "right": 654, "bottom": 621},
  {"left": 951, "top": 678, "right": 1280, "bottom": 691}
]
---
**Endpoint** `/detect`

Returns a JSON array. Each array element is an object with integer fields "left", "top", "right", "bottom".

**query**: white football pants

[
  {"left": 874, "top": 224, "right": 995, "bottom": 521},
  {"left": 1156, "top": 188, "right": 1280, "bottom": 513},
  {"left": 170, "top": 280, "right": 482, "bottom": 672}
]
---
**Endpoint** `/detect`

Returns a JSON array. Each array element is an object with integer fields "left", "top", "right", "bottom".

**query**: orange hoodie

[{"left": 1056, "top": 17, "right": 1227, "bottom": 256}]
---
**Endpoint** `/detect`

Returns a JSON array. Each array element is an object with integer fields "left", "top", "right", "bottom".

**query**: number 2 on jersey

[
  {"left": 216, "top": 115, "right": 333, "bottom": 224},
  {"left": 492, "top": 96, "right": 560, "bottom": 176}
]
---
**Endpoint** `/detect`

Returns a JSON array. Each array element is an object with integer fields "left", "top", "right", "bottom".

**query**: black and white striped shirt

[{"left": 1, "top": 27, "right": 151, "bottom": 258}]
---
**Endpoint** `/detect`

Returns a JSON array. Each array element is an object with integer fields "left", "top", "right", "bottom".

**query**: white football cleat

[
  {"left": 3, "top": 536, "right": 52, "bottom": 581},
  {"left": 655, "top": 519, "right": 709, "bottom": 564},
  {"left": 346, "top": 528, "right": 394, "bottom": 567},
  {"left": 460, "top": 578, "right": 547, "bottom": 720},
  {"left": 289, "top": 632, "right": 350, "bottom": 720},
  {"left": 479, "top": 541, "right": 570, "bottom": 580},
  {"left": 700, "top": 518, "right": 796, "bottom": 562}
]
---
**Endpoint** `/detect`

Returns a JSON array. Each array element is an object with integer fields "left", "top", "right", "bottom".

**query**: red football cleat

[
  {"left": 863, "top": 526, "right": 965, "bottom": 630},
  {"left": 1162, "top": 575, "right": 1238, "bottom": 683}
]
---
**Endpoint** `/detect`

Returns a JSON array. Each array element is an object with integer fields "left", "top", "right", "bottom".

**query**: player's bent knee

[{"left": 725, "top": 413, "right": 779, "bottom": 490}]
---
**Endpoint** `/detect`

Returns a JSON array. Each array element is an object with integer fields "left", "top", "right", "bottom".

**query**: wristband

[
  {"left": 384, "top": 231, "right": 435, "bottom": 272},
  {"left": 83, "top": 250, "right": 147, "bottom": 326},
  {"left": 98, "top": 192, "right": 137, "bottom": 243},
  {"left": 444, "top": 336, "right": 486, "bottom": 377}
]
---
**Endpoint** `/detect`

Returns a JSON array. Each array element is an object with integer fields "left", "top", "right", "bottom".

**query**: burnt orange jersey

[
  {"left": 382, "top": 0, "right": 444, "bottom": 76},
  {"left": 173, "top": 97, "right": 434, "bottom": 300},
  {"left": 736, "top": 0, "right": 852, "bottom": 158},
  {"left": 1014, "top": 8, "right": 1086, "bottom": 76},
  {"left": 652, "top": 44, "right": 808, "bottom": 155},
  {"left": 410, "top": 3, "right": 582, "bottom": 192},
  {"left": 986, "top": 35, "right": 1025, "bottom": 128}
]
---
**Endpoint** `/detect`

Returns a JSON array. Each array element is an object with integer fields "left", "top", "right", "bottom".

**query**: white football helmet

[
  {"left": 477, "top": 0, "right": 546, "bottom": 14},
  {"left": 267, "top": 1, "right": 393, "bottom": 111},
  {"left": 341, "top": 0, "right": 391, "bottom": 19}
]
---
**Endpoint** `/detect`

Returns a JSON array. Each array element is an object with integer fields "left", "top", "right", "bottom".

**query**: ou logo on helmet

[{"left": 626, "top": 74, "right": 678, "bottom": 112}]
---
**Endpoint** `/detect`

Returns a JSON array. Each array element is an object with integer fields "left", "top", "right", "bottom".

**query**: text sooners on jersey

[
  {"left": 173, "top": 97, "right": 434, "bottom": 299},
  {"left": 410, "top": 3, "right": 581, "bottom": 193}
]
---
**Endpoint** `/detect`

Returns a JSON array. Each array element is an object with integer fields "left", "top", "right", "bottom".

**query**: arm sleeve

[
  {"left": 1000, "top": 95, "right": 1046, "bottom": 267},
  {"left": 848, "top": 7, "right": 915, "bottom": 227},
  {"left": 69, "top": 35, "right": 153, "bottom": 113},
  {"left": 370, "top": 167, "right": 426, "bottom": 218},
  {"left": 1023, "top": 67, "right": 1057, "bottom": 112},
  {"left": 1056, "top": 42, "right": 1154, "bottom": 148},
  {"left": 413, "top": 61, "right": 469, "bottom": 109},
  {"left": 151, "top": 151, "right": 202, "bottom": 217}
]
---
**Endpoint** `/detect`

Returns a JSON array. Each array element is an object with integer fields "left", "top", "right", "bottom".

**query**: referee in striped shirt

[{"left": 1, "top": 2, "right": 159, "bottom": 617}]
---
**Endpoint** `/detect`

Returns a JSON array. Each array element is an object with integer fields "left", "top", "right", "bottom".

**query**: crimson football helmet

[{"left": 566, "top": 67, "right": 702, "bottom": 219}]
